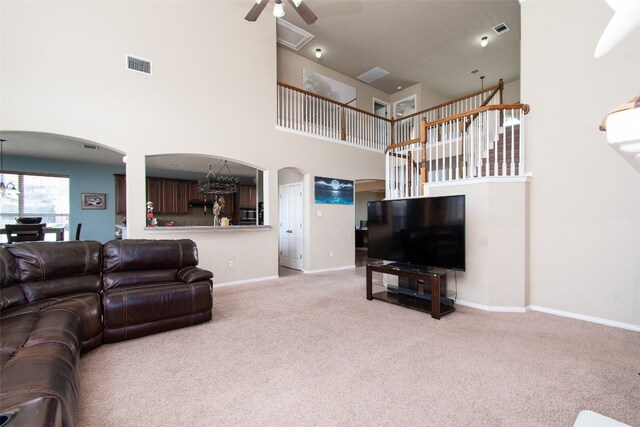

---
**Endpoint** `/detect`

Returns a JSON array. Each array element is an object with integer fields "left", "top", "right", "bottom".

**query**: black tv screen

[{"left": 367, "top": 195, "right": 465, "bottom": 271}]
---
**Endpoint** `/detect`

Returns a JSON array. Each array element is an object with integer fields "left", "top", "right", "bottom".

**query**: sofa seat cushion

[
  {"left": 1, "top": 293, "right": 103, "bottom": 353},
  {"left": 0, "top": 308, "right": 82, "bottom": 369},
  {"left": 0, "top": 309, "right": 81, "bottom": 427},
  {"left": 102, "top": 281, "right": 212, "bottom": 343},
  {"left": 0, "top": 396, "right": 62, "bottom": 427}
]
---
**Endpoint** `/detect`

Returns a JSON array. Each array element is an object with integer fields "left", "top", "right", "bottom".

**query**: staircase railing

[
  {"left": 385, "top": 103, "right": 530, "bottom": 199},
  {"left": 393, "top": 80, "right": 504, "bottom": 145},
  {"left": 277, "top": 82, "right": 390, "bottom": 151}
]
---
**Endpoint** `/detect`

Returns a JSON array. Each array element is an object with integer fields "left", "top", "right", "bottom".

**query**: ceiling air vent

[
  {"left": 468, "top": 68, "right": 480, "bottom": 75},
  {"left": 492, "top": 22, "right": 510, "bottom": 35},
  {"left": 126, "top": 55, "right": 152, "bottom": 75},
  {"left": 357, "top": 67, "right": 390, "bottom": 84},
  {"left": 82, "top": 143, "right": 99, "bottom": 150},
  {"left": 277, "top": 19, "right": 315, "bottom": 51}
]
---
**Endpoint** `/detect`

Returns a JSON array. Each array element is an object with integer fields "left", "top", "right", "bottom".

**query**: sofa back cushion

[
  {"left": 102, "top": 239, "right": 200, "bottom": 290},
  {"left": 4, "top": 241, "right": 102, "bottom": 303},
  {"left": 103, "top": 239, "right": 199, "bottom": 272},
  {"left": 0, "top": 246, "right": 26, "bottom": 310}
]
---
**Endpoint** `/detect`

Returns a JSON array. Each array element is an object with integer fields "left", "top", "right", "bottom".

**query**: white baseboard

[
  {"left": 213, "top": 275, "right": 279, "bottom": 288},
  {"left": 304, "top": 265, "right": 356, "bottom": 274},
  {"left": 528, "top": 305, "right": 640, "bottom": 332},
  {"left": 456, "top": 299, "right": 527, "bottom": 313}
]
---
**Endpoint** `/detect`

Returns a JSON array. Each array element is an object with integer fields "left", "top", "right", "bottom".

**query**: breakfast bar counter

[{"left": 143, "top": 225, "right": 271, "bottom": 233}]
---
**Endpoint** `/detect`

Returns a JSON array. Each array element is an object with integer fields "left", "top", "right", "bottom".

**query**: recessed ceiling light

[
  {"left": 480, "top": 36, "right": 488, "bottom": 47},
  {"left": 397, "top": 86, "right": 402, "bottom": 90}
]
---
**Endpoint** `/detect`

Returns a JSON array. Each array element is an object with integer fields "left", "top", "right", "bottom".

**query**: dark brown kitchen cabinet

[
  {"left": 238, "top": 184, "right": 257, "bottom": 208},
  {"left": 175, "top": 180, "right": 189, "bottom": 214},
  {"left": 114, "top": 174, "right": 126, "bottom": 215},
  {"left": 116, "top": 175, "right": 191, "bottom": 215},
  {"left": 157, "top": 179, "right": 189, "bottom": 214},
  {"left": 146, "top": 178, "right": 163, "bottom": 213}
]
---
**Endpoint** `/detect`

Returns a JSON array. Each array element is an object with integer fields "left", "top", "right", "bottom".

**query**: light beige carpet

[{"left": 78, "top": 268, "right": 640, "bottom": 426}]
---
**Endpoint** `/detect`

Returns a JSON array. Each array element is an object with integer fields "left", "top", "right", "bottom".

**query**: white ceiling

[
  {"left": 278, "top": 0, "right": 521, "bottom": 97},
  {"left": 0, "top": 1, "right": 521, "bottom": 173}
]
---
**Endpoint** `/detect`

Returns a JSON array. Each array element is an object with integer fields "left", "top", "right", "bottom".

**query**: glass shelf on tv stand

[
  {"left": 366, "top": 261, "right": 457, "bottom": 319},
  {"left": 371, "top": 261, "right": 452, "bottom": 276}
]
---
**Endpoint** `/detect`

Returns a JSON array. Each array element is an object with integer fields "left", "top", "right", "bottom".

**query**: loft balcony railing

[
  {"left": 277, "top": 82, "right": 390, "bottom": 151},
  {"left": 277, "top": 80, "right": 504, "bottom": 152},
  {"left": 385, "top": 104, "right": 530, "bottom": 199},
  {"left": 393, "top": 80, "right": 504, "bottom": 145},
  {"left": 276, "top": 80, "right": 529, "bottom": 197}
]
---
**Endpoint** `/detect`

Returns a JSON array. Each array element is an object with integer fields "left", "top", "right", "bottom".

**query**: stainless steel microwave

[{"left": 240, "top": 208, "right": 256, "bottom": 220}]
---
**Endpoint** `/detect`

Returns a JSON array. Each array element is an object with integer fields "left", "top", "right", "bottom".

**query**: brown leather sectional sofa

[{"left": 0, "top": 239, "right": 213, "bottom": 427}]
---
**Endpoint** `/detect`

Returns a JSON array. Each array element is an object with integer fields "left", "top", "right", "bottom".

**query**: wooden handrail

[
  {"left": 393, "top": 79, "right": 503, "bottom": 122},
  {"left": 385, "top": 103, "right": 530, "bottom": 153},
  {"left": 464, "top": 80, "right": 505, "bottom": 130},
  {"left": 277, "top": 81, "right": 392, "bottom": 122},
  {"left": 599, "top": 92, "right": 640, "bottom": 131}
]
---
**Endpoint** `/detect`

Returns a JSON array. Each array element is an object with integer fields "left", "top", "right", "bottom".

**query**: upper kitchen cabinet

[
  {"left": 146, "top": 177, "right": 163, "bottom": 213},
  {"left": 161, "top": 179, "right": 189, "bottom": 214},
  {"left": 238, "top": 184, "right": 257, "bottom": 208},
  {"left": 114, "top": 174, "right": 126, "bottom": 215}
]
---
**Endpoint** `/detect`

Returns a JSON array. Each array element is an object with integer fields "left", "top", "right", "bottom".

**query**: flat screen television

[{"left": 367, "top": 195, "right": 465, "bottom": 271}]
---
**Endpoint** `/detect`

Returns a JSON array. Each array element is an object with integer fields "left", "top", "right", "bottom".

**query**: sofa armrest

[{"left": 177, "top": 266, "right": 213, "bottom": 284}]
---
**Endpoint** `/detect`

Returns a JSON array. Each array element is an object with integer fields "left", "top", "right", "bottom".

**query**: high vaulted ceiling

[
  {"left": 1, "top": 1, "right": 521, "bottom": 171},
  {"left": 277, "top": 0, "right": 521, "bottom": 98}
]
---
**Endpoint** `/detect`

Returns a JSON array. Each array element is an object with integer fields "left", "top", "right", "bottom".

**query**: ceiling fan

[{"left": 245, "top": 0, "right": 317, "bottom": 25}]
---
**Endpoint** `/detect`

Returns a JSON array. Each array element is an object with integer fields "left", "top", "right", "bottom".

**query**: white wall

[
  {"left": 278, "top": 47, "right": 390, "bottom": 113},
  {"left": 522, "top": 0, "right": 640, "bottom": 327},
  {"left": 0, "top": 1, "right": 385, "bottom": 283},
  {"left": 355, "top": 191, "right": 384, "bottom": 229},
  {"left": 428, "top": 180, "right": 530, "bottom": 310}
]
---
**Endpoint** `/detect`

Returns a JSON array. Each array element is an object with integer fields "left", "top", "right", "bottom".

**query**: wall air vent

[
  {"left": 357, "top": 67, "right": 390, "bottom": 84},
  {"left": 468, "top": 68, "right": 480, "bottom": 75},
  {"left": 492, "top": 22, "right": 510, "bottom": 35},
  {"left": 82, "top": 143, "right": 99, "bottom": 150},
  {"left": 126, "top": 55, "right": 152, "bottom": 75}
]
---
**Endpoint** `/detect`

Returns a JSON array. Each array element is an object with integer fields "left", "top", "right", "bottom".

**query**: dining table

[{"left": 0, "top": 225, "right": 66, "bottom": 242}]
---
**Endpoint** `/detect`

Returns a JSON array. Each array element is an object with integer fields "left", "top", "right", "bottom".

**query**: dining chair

[{"left": 5, "top": 224, "right": 46, "bottom": 243}]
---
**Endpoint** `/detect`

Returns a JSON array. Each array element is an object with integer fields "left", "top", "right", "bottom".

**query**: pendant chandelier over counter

[{"left": 198, "top": 160, "right": 239, "bottom": 195}]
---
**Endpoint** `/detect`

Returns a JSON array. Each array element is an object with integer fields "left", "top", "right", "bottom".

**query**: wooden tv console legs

[{"left": 366, "top": 263, "right": 455, "bottom": 319}]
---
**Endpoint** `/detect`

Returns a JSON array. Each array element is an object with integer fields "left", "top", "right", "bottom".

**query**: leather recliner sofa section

[
  {"left": 0, "top": 239, "right": 213, "bottom": 427},
  {"left": 101, "top": 239, "right": 213, "bottom": 342}
]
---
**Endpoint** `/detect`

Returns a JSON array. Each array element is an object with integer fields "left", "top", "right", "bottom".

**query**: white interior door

[{"left": 279, "top": 182, "right": 303, "bottom": 270}]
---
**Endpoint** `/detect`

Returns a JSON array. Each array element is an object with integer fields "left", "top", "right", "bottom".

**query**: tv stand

[{"left": 366, "top": 262, "right": 455, "bottom": 319}]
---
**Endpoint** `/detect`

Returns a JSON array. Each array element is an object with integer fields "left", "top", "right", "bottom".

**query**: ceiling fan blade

[
  {"left": 287, "top": 0, "right": 317, "bottom": 25},
  {"left": 245, "top": 0, "right": 270, "bottom": 22}
]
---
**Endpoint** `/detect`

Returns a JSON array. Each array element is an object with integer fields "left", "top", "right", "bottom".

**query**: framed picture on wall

[
  {"left": 314, "top": 176, "right": 354, "bottom": 205},
  {"left": 81, "top": 193, "right": 106, "bottom": 210}
]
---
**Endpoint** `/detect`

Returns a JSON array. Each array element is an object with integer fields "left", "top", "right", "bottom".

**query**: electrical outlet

[
  {"left": 228, "top": 260, "right": 234, "bottom": 268},
  {"left": 329, "top": 251, "right": 334, "bottom": 258},
  {"left": 317, "top": 210, "right": 322, "bottom": 217}
]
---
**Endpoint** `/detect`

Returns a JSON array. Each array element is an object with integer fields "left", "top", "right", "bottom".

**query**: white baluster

[{"left": 519, "top": 110, "right": 525, "bottom": 176}]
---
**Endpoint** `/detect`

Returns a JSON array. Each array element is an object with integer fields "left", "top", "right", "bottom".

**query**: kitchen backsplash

[{"left": 116, "top": 207, "right": 234, "bottom": 227}]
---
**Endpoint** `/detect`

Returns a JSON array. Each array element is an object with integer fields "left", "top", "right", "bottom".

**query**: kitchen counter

[{"left": 143, "top": 225, "right": 271, "bottom": 233}]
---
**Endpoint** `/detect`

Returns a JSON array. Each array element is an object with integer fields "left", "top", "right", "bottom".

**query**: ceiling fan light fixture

[
  {"left": 273, "top": 0, "right": 285, "bottom": 18},
  {"left": 315, "top": 48, "right": 322, "bottom": 58},
  {"left": 480, "top": 36, "right": 489, "bottom": 47}
]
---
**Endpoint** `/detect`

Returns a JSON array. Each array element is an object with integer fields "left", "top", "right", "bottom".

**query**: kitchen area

[{"left": 114, "top": 156, "right": 264, "bottom": 239}]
